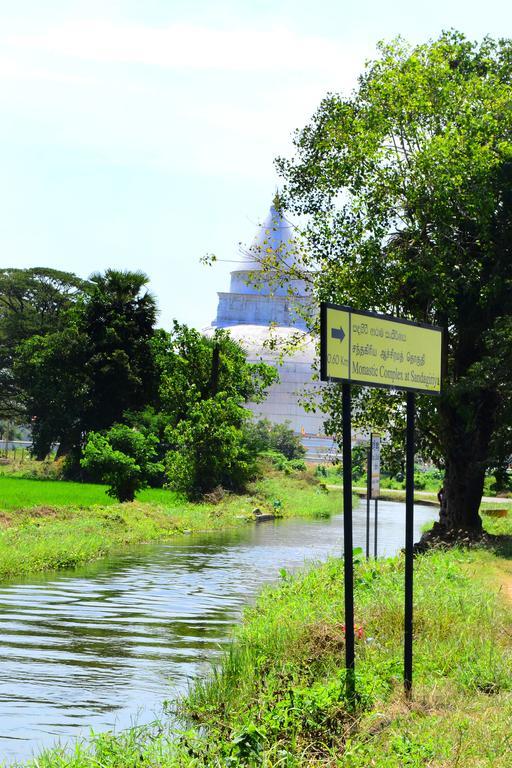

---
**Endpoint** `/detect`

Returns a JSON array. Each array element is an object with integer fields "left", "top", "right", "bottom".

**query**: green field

[{"left": 0, "top": 475, "right": 177, "bottom": 511}]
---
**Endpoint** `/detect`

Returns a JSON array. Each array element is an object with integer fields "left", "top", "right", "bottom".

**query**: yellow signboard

[{"left": 320, "top": 303, "right": 442, "bottom": 394}]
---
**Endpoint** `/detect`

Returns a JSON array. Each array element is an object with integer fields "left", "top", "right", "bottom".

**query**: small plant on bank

[{"left": 81, "top": 424, "right": 164, "bottom": 502}]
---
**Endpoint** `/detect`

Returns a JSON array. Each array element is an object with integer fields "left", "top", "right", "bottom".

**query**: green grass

[
  {"left": 5, "top": 465, "right": 512, "bottom": 767},
  {"left": 177, "top": 549, "right": 512, "bottom": 764},
  {"left": 0, "top": 470, "right": 341, "bottom": 581},
  {"left": 16, "top": 545, "right": 512, "bottom": 768},
  {"left": 0, "top": 475, "right": 175, "bottom": 510}
]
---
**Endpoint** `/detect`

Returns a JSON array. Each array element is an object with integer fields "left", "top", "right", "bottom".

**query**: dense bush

[
  {"left": 260, "top": 450, "right": 307, "bottom": 474},
  {"left": 165, "top": 396, "right": 257, "bottom": 498},
  {"left": 81, "top": 424, "right": 164, "bottom": 502},
  {"left": 156, "top": 325, "right": 276, "bottom": 499}
]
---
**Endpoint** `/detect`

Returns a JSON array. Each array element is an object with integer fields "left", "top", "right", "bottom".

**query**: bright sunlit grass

[{"left": 0, "top": 475, "right": 176, "bottom": 511}]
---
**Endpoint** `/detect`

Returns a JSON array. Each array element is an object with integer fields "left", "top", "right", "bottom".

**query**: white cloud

[
  {"left": 0, "top": 52, "right": 93, "bottom": 85},
  {"left": 0, "top": 17, "right": 367, "bottom": 181},
  {"left": 6, "top": 19, "right": 358, "bottom": 75}
]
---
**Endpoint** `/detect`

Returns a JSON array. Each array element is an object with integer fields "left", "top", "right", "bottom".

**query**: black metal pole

[
  {"left": 374, "top": 498, "right": 378, "bottom": 559},
  {"left": 404, "top": 391, "right": 415, "bottom": 698},
  {"left": 366, "top": 448, "right": 371, "bottom": 560},
  {"left": 342, "top": 381, "right": 355, "bottom": 701}
]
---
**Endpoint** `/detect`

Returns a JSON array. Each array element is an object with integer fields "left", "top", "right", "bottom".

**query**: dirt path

[
  {"left": 500, "top": 567, "right": 512, "bottom": 605},
  {"left": 486, "top": 559, "right": 512, "bottom": 608}
]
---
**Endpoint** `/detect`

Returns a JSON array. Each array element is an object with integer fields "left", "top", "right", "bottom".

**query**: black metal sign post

[
  {"left": 366, "top": 447, "right": 371, "bottom": 560},
  {"left": 404, "top": 391, "right": 415, "bottom": 697},
  {"left": 342, "top": 381, "right": 355, "bottom": 701},
  {"left": 320, "top": 302, "right": 442, "bottom": 701},
  {"left": 369, "top": 433, "right": 380, "bottom": 559},
  {"left": 374, "top": 498, "right": 378, "bottom": 559}
]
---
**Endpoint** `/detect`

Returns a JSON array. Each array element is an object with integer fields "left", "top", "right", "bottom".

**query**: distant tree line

[{"left": 0, "top": 267, "right": 304, "bottom": 500}]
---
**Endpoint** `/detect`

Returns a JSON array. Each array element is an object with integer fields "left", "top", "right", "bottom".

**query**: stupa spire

[{"left": 239, "top": 199, "right": 297, "bottom": 271}]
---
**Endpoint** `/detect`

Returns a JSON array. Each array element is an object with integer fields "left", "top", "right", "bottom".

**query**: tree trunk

[
  {"left": 437, "top": 388, "right": 498, "bottom": 532},
  {"left": 440, "top": 456, "right": 484, "bottom": 531},
  {"left": 56, "top": 435, "right": 72, "bottom": 459}
]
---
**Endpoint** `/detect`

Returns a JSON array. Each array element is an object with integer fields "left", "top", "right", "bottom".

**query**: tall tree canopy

[
  {"left": 153, "top": 321, "right": 277, "bottom": 419},
  {"left": 15, "top": 270, "right": 157, "bottom": 460},
  {"left": 277, "top": 31, "right": 512, "bottom": 531},
  {"left": 82, "top": 270, "right": 158, "bottom": 433},
  {"left": 0, "top": 267, "right": 86, "bottom": 419}
]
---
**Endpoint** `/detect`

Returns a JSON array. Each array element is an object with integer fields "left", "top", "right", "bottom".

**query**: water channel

[{"left": 0, "top": 500, "right": 436, "bottom": 764}]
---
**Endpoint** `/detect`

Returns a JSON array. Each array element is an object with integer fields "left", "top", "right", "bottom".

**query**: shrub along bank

[
  {"left": 19, "top": 541, "right": 512, "bottom": 768},
  {"left": 0, "top": 469, "right": 338, "bottom": 580}
]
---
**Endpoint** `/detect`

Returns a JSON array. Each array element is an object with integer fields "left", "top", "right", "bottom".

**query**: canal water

[{"left": 0, "top": 500, "right": 436, "bottom": 764}]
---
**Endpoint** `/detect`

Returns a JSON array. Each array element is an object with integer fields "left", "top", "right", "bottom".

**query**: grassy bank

[
  {"left": 0, "top": 470, "right": 340, "bottom": 580},
  {"left": 20, "top": 540, "right": 512, "bottom": 767}
]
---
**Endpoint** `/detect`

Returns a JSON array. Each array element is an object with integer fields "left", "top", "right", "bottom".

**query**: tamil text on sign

[{"left": 320, "top": 303, "right": 442, "bottom": 395}]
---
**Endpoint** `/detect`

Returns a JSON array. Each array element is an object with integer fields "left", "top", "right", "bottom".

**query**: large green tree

[
  {"left": 153, "top": 322, "right": 276, "bottom": 418},
  {"left": 81, "top": 270, "right": 158, "bottom": 433},
  {"left": 0, "top": 267, "right": 86, "bottom": 420},
  {"left": 15, "top": 270, "right": 157, "bottom": 460},
  {"left": 277, "top": 31, "right": 512, "bottom": 531}
]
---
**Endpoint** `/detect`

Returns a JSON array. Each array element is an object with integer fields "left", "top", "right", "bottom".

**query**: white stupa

[{"left": 208, "top": 201, "right": 329, "bottom": 448}]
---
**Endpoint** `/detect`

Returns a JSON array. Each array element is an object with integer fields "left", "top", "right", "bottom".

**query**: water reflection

[{"left": 0, "top": 500, "right": 436, "bottom": 763}]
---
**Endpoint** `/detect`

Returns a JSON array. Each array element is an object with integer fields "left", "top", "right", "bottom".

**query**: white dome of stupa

[{"left": 206, "top": 200, "right": 329, "bottom": 445}]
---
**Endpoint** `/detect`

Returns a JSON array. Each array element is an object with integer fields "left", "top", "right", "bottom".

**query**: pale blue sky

[{"left": 1, "top": 0, "right": 510, "bottom": 329}]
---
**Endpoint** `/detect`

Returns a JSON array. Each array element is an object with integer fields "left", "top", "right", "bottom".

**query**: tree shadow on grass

[
  {"left": 414, "top": 520, "right": 512, "bottom": 559},
  {"left": 485, "top": 534, "right": 512, "bottom": 559}
]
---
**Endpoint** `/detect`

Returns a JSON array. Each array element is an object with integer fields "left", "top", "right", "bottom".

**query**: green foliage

[
  {"left": 165, "top": 396, "right": 256, "bottom": 498},
  {"left": 83, "top": 270, "right": 158, "bottom": 428},
  {"left": 288, "top": 458, "right": 306, "bottom": 472},
  {"left": 0, "top": 267, "right": 87, "bottom": 421},
  {"left": 157, "top": 323, "right": 276, "bottom": 498},
  {"left": 15, "top": 269, "right": 158, "bottom": 462},
  {"left": 243, "top": 418, "right": 306, "bottom": 460},
  {"left": 377, "top": 466, "right": 445, "bottom": 492},
  {"left": 260, "top": 450, "right": 306, "bottom": 474},
  {"left": 277, "top": 31, "right": 512, "bottom": 529},
  {"left": 0, "top": 421, "right": 21, "bottom": 442},
  {"left": 122, "top": 406, "right": 171, "bottom": 470},
  {"left": 351, "top": 444, "right": 367, "bottom": 481},
  {"left": 154, "top": 322, "right": 276, "bottom": 418},
  {"left": 15, "top": 323, "right": 90, "bottom": 460},
  {"left": 6, "top": 281, "right": 277, "bottom": 500},
  {"left": 81, "top": 424, "right": 163, "bottom": 502}
]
